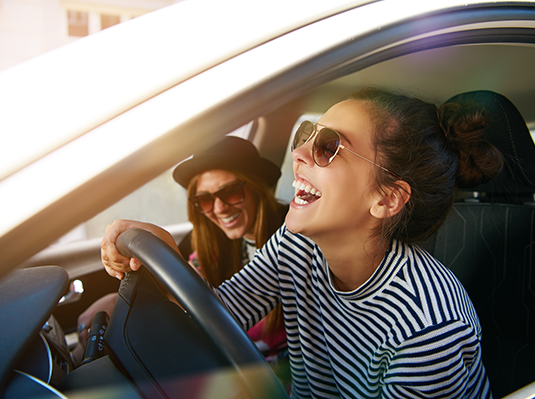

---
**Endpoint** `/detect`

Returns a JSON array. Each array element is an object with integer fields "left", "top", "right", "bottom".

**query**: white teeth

[
  {"left": 291, "top": 179, "right": 323, "bottom": 201},
  {"left": 221, "top": 213, "right": 239, "bottom": 223}
]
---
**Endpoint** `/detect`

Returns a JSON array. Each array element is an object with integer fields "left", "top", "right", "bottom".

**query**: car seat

[{"left": 421, "top": 90, "right": 535, "bottom": 398}]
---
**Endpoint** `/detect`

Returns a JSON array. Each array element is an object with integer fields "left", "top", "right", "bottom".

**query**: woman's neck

[{"left": 314, "top": 231, "right": 387, "bottom": 292}]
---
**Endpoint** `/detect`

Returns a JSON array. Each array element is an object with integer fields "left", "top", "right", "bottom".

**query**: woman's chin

[
  {"left": 223, "top": 228, "right": 246, "bottom": 240},
  {"left": 285, "top": 209, "right": 307, "bottom": 235}
]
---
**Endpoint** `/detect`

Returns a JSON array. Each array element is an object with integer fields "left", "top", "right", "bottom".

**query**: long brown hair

[{"left": 187, "top": 170, "right": 286, "bottom": 333}]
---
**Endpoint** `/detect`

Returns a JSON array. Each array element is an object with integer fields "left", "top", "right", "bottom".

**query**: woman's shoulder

[
  {"left": 391, "top": 241, "right": 480, "bottom": 330},
  {"left": 395, "top": 242, "right": 467, "bottom": 298},
  {"left": 409, "top": 243, "right": 463, "bottom": 285}
]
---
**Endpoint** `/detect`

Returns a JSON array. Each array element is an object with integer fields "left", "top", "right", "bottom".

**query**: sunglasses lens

[
  {"left": 190, "top": 182, "right": 245, "bottom": 213},
  {"left": 191, "top": 194, "right": 215, "bottom": 213},
  {"left": 314, "top": 128, "right": 340, "bottom": 167},
  {"left": 292, "top": 121, "right": 315, "bottom": 151},
  {"left": 217, "top": 183, "right": 245, "bottom": 205}
]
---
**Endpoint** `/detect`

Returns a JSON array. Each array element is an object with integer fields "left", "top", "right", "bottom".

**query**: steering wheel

[{"left": 114, "top": 228, "right": 289, "bottom": 399}]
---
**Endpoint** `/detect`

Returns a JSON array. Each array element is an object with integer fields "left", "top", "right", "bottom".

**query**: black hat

[{"left": 173, "top": 136, "right": 281, "bottom": 188}]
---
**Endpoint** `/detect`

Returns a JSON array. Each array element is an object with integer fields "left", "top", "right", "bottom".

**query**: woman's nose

[
  {"left": 292, "top": 139, "right": 314, "bottom": 166},
  {"left": 212, "top": 196, "right": 228, "bottom": 214}
]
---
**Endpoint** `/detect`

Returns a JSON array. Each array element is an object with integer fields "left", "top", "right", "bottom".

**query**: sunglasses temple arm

[{"left": 341, "top": 145, "right": 401, "bottom": 180}]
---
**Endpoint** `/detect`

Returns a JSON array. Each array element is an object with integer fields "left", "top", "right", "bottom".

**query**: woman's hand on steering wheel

[{"left": 101, "top": 219, "right": 179, "bottom": 280}]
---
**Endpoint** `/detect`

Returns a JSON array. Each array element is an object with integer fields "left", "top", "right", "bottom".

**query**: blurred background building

[
  {"left": 1, "top": 0, "right": 190, "bottom": 243},
  {"left": 0, "top": 0, "right": 180, "bottom": 72}
]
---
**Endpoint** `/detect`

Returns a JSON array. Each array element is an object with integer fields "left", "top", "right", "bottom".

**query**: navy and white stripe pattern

[{"left": 217, "top": 225, "right": 492, "bottom": 398}]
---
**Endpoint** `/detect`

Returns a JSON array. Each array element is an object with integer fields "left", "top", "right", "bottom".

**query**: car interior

[
  {"left": 420, "top": 90, "right": 535, "bottom": 399},
  {"left": 3, "top": 2, "right": 535, "bottom": 398}
]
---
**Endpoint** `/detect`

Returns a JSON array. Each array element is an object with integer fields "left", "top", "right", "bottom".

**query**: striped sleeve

[
  {"left": 215, "top": 226, "right": 285, "bottom": 331},
  {"left": 382, "top": 320, "right": 492, "bottom": 399}
]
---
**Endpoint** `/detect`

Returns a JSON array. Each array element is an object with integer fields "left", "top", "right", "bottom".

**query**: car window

[{"left": 53, "top": 123, "right": 254, "bottom": 246}]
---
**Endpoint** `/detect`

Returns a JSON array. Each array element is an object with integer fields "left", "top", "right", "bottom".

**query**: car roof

[
  {"left": 0, "top": 0, "right": 371, "bottom": 181},
  {"left": 1, "top": 0, "right": 535, "bottom": 280}
]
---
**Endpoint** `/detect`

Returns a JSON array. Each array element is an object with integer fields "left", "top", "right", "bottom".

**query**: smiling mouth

[
  {"left": 220, "top": 213, "right": 240, "bottom": 223},
  {"left": 292, "top": 180, "right": 322, "bottom": 205}
]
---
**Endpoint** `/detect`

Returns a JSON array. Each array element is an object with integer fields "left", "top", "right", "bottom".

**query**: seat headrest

[{"left": 444, "top": 90, "right": 535, "bottom": 197}]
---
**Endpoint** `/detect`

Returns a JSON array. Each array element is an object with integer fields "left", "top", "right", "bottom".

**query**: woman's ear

[{"left": 370, "top": 181, "right": 411, "bottom": 219}]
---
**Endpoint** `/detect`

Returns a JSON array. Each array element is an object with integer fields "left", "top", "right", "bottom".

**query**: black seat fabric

[
  {"left": 423, "top": 203, "right": 535, "bottom": 398},
  {"left": 421, "top": 91, "right": 535, "bottom": 398}
]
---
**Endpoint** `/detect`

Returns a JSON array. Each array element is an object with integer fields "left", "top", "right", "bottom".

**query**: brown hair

[
  {"left": 187, "top": 170, "right": 285, "bottom": 333},
  {"left": 349, "top": 87, "right": 503, "bottom": 245}
]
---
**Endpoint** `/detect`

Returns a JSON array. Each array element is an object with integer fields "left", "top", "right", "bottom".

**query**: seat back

[{"left": 422, "top": 91, "right": 535, "bottom": 398}]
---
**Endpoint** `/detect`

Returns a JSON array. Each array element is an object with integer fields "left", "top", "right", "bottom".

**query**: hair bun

[{"left": 439, "top": 102, "right": 503, "bottom": 189}]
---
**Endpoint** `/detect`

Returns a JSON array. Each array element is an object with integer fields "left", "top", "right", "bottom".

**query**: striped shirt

[{"left": 216, "top": 225, "right": 492, "bottom": 398}]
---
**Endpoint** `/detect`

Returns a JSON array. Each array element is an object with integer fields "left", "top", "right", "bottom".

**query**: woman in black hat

[
  {"left": 175, "top": 137, "right": 289, "bottom": 387},
  {"left": 173, "top": 136, "right": 286, "bottom": 287},
  {"left": 81, "top": 137, "right": 290, "bottom": 387}
]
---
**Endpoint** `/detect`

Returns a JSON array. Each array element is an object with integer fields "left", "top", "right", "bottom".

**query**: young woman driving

[{"left": 102, "top": 88, "right": 502, "bottom": 398}]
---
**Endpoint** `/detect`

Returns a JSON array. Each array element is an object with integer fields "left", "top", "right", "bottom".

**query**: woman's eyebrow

[
  {"left": 333, "top": 128, "right": 355, "bottom": 148},
  {"left": 219, "top": 180, "right": 241, "bottom": 189},
  {"left": 196, "top": 180, "right": 241, "bottom": 194},
  {"left": 338, "top": 131, "right": 353, "bottom": 146},
  {"left": 317, "top": 121, "right": 354, "bottom": 147}
]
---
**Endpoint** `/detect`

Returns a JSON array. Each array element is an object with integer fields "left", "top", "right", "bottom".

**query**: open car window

[{"left": 53, "top": 122, "right": 255, "bottom": 246}]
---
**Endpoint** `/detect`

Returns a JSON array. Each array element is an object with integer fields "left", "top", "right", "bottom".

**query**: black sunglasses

[
  {"left": 292, "top": 120, "right": 400, "bottom": 178},
  {"left": 189, "top": 181, "right": 246, "bottom": 213}
]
